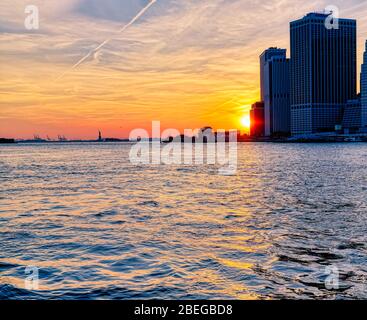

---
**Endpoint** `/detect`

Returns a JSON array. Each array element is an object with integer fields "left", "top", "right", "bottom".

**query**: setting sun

[{"left": 240, "top": 114, "right": 251, "bottom": 129}]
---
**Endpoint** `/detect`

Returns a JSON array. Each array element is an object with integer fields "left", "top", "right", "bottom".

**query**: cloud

[
  {"left": 55, "top": 0, "right": 158, "bottom": 80},
  {"left": 77, "top": 0, "right": 152, "bottom": 22},
  {"left": 1, "top": 0, "right": 367, "bottom": 138}
]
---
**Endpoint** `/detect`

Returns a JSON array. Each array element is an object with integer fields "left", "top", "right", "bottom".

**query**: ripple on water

[{"left": 1, "top": 143, "right": 367, "bottom": 299}]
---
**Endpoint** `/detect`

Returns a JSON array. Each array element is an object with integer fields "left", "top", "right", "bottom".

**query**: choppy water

[{"left": 0, "top": 142, "right": 367, "bottom": 299}]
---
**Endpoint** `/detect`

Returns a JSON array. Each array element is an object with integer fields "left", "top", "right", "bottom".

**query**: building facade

[
  {"left": 260, "top": 48, "right": 286, "bottom": 102},
  {"left": 264, "top": 56, "right": 291, "bottom": 136},
  {"left": 342, "top": 98, "right": 362, "bottom": 133},
  {"left": 250, "top": 101, "right": 265, "bottom": 137},
  {"left": 361, "top": 40, "right": 367, "bottom": 130},
  {"left": 290, "top": 12, "right": 357, "bottom": 135},
  {"left": 260, "top": 48, "right": 291, "bottom": 136}
]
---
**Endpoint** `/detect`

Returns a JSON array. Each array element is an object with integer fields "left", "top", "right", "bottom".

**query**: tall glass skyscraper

[
  {"left": 290, "top": 12, "right": 357, "bottom": 135},
  {"left": 361, "top": 40, "right": 367, "bottom": 129},
  {"left": 260, "top": 48, "right": 286, "bottom": 102},
  {"left": 260, "top": 48, "right": 291, "bottom": 136}
]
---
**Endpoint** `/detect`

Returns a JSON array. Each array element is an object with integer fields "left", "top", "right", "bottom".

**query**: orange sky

[{"left": 1, "top": 0, "right": 367, "bottom": 139}]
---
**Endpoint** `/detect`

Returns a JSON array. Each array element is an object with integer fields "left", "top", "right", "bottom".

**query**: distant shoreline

[{"left": 2, "top": 138, "right": 367, "bottom": 144}]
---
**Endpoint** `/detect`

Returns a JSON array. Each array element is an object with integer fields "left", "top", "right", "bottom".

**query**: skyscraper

[
  {"left": 260, "top": 48, "right": 286, "bottom": 102},
  {"left": 250, "top": 101, "right": 265, "bottom": 137},
  {"left": 290, "top": 12, "right": 357, "bottom": 135},
  {"left": 361, "top": 40, "right": 367, "bottom": 130},
  {"left": 260, "top": 48, "right": 291, "bottom": 136},
  {"left": 265, "top": 56, "right": 291, "bottom": 136}
]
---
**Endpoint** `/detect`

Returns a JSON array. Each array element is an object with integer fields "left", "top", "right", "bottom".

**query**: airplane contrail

[{"left": 55, "top": 0, "right": 158, "bottom": 81}]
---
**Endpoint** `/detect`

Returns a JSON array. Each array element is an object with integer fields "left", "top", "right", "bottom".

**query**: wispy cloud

[
  {"left": 1, "top": 0, "right": 367, "bottom": 138},
  {"left": 55, "top": 0, "right": 158, "bottom": 80}
]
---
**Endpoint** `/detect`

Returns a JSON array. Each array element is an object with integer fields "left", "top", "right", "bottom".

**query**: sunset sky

[{"left": 1, "top": 0, "right": 367, "bottom": 139}]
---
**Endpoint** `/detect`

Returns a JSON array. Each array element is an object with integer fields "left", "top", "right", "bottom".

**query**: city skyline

[
  {"left": 1, "top": 1, "right": 367, "bottom": 139},
  {"left": 251, "top": 11, "right": 367, "bottom": 138}
]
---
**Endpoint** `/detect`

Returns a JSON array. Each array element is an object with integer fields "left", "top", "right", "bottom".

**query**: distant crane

[{"left": 58, "top": 135, "right": 67, "bottom": 142}]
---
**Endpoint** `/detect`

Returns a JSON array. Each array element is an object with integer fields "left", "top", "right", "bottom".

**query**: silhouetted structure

[
  {"left": 260, "top": 48, "right": 286, "bottom": 102},
  {"left": 58, "top": 135, "right": 67, "bottom": 142},
  {"left": 361, "top": 40, "right": 367, "bottom": 131},
  {"left": 198, "top": 127, "right": 215, "bottom": 143},
  {"left": 250, "top": 102, "right": 265, "bottom": 137},
  {"left": 0, "top": 138, "right": 15, "bottom": 144},
  {"left": 261, "top": 48, "right": 291, "bottom": 136},
  {"left": 290, "top": 12, "right": 357, "bottom": 135}
]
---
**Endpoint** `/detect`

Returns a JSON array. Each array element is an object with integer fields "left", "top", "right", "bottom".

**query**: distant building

[
  {"left": 250, "top": 101, "right": 265, "bottom": 137},
  {"left": 200, "top": 127, "right": 213, "bottom": 134},
  {"left": 260, "top": 48, "right": 291, "bottom": 136},
  {"left": 198, "top": 127, "right": 215, "bottom": 143},
  {"left": 342, "top": 97, "right": 362, "bottom": 133},
  {"left": 0, "top": 138, "right": 15, "bottom": 144},
  {"left": 260, "top": 48, "right": 286, "bottom": 102},
  {"left": 290, "top": 12, "right": 357, "bottom": 135},
  {"left": 361, "top": 40, "right": 367, "bottom": 130}
]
